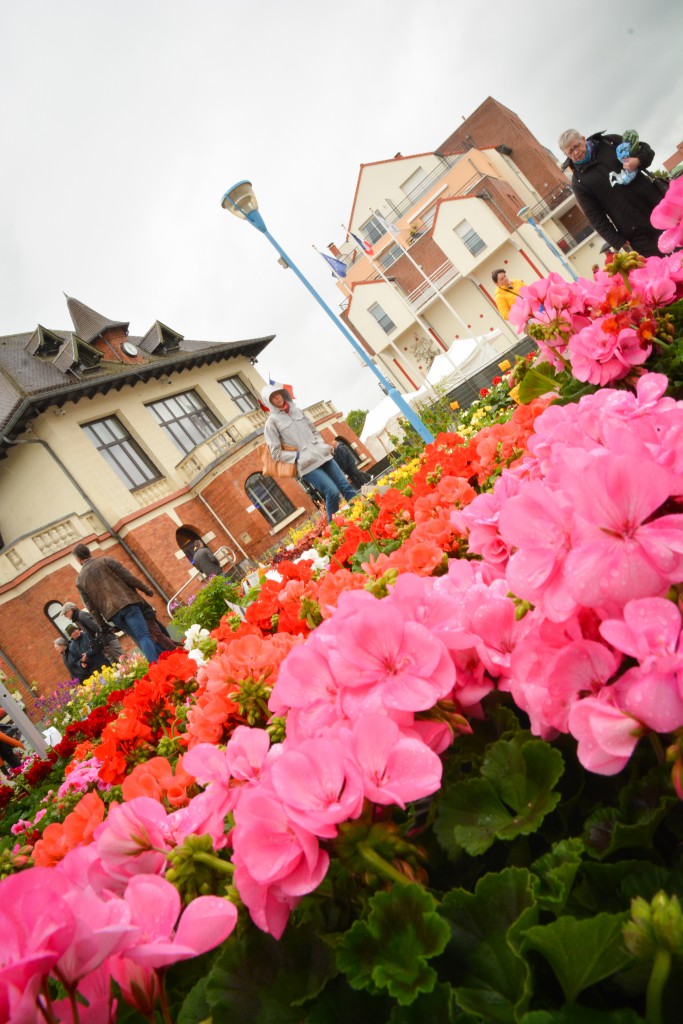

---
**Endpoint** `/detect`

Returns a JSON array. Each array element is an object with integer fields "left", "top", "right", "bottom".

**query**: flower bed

[{"left": 2, "top": 194, "right": 683, "bottom": 1021}]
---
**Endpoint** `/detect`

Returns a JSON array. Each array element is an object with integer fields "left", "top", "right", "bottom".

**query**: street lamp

[
  {"left": 221, "top": 181, "right": 434, "bottom": 444},
  {"left": 518, "top": 206, "right": 579, "bottom": 281}
]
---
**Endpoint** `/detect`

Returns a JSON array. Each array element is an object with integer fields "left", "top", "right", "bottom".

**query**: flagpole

[
  {"left": 338, "top": 228, "right": 465, "bottom": 387},
  {"left": 369, "top": 213, "right": 498, "bottom": 361},
  {"left": 314, "top": 246, "right": 439, "bottom": 397}
]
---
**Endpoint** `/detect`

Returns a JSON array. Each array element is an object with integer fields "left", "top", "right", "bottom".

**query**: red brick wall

[
  {"left": 379, "top": 235, "right": 452, "bottom": 297},
  {"left": 438, "top": 97, "right": 566, "bottom": 201}
]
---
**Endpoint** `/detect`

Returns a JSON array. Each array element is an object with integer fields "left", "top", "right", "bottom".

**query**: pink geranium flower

[
  {"left": 568, "top": 322, "right": 650, "bottom": 384},
  {"left": 568, "top": 694, "right": 641, "bottom": 775},
  {"left": 270, "top": 733, "right": 364, "bottom": 838},
  {"left": 94, "top": 797, "right": 172, "bottom": 889},
  {"left": 651, "top": 176, "right": 683, "bottom": 254},
  {"left": 600, "top": 597, "right": 683, "bottom": 732},
  {"left": 565, "top": 455, "right": 683, "bottom": 610},
  {"left": 349, "top": 715, "right": 443, "bottom": 807},
  {"left": 499, "top": 481, "right": 578, "bottom": 622},
  {"left": 0, "top": 868, "right": 76, "bottom": 1024},
  {"left": 121, "top": 874, "right": 237, "bottom": 969},
  {"left": 329, "top": 593, "right": 455, "bottom": 712},
  {"left": 232, "top": 785, "right": 329, "bottom": 892}
]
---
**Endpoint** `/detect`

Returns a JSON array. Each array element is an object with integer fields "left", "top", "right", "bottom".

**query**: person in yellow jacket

[{"left": 492, "top": 269, "right": 525, "bottom": 320}]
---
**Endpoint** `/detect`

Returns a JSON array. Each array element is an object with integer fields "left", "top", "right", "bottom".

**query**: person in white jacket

[{"left": 262, "top": 385, "right": 356, "bottom": 520}]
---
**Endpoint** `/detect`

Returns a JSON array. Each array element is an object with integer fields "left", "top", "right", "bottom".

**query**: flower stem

[
  {"left": 193, "top": 850, "right": 235, "bottom": 876},
  {"left": 159, "top": 976, "right": 174, "bottom": 1024},
  {"left": 358, "top": 842, "right": 411, "bottom": 886},
  {"left": 648, "top": 732, "right": 666, "bottom": 765},
  {"left": 646, "top": 947, "right": 671, "bottom": 1024}
]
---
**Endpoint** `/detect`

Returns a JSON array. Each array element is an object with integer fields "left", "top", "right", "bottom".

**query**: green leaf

[
  {"left": 435, "top": 734, "right": 564, "bottom": 856},
  {"left": 531, "top": 838, "right": 584, "bottom": 914},
  {"left": 177, "top": 976, "right": 211, "bottom": 1024},
  {"left": 521, "top": 1009, "right": 644, "bottom": 1023},
  {"left": 440, "top": 867, "right": 537, "bottom": 1023},
  {"left": 583, "top": 798, "right": 676, "bottom": 860},
  {"left": 336, "top": 883, "right": 450, "bottom": 1006},
  {"left": 205, "top": 922, "right": 336, "bottom": 1022},
  {"left": 301, "top": 975, "right": 392, "bottom": 1023},
  {"left": 572, "top": 861, "right": 683, "bottom": 916},
  {"left": 387, "top": 982, "right": 456, "bottom": 1023},
  {"left": 522, "top": 912, "right": 632, "bottom": 1004},
  {"left": 518, "top": 364, "right": 560, "bottom": 403}
]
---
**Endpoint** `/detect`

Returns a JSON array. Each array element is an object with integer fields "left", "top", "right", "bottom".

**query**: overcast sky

[{"left": 1, "top": 0, "right": 682, "bottom": 416}]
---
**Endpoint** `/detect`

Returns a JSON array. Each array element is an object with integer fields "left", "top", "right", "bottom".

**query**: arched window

[
  {"left": 245, "top": 473, "right": 296, "bottom": 526},
  {"left": 45, "top": 600, "right": 71, "bottom": 638}
]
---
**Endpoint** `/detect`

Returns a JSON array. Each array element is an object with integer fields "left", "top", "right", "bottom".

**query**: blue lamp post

[
  {"left": 221, "top": 181, "right": 434, "bottom": 444},
  {"left": 518, "top": 206, "right": 579, "bottom": 281}
]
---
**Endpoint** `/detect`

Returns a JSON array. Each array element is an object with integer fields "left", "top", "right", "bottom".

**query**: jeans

[
  {"left": 303, "top": 459, "right": 357, "bottom": 520},
  {"left": 110, "top": 603, "right": 164, "bottom": 664}
]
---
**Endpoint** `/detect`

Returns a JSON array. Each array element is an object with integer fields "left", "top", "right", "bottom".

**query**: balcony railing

[
  {"left": 554, "top": 221, "right": 595, "bottom": 253},
  {"left": 385, "top": 155, "right": 461, "bottom": 221},
  {"left": 406, "top": 259, "right": 460, "bottom": 311},
  {"left": 525, "top": 184, "right": 574, "bottom": 223}
]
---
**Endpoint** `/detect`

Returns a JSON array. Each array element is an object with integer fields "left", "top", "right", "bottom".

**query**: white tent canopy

[{"left": 361, "top": 332, "right": 501, "bottom": 458}]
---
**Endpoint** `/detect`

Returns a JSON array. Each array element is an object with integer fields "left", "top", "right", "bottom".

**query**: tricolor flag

[
  {"left": 374, "top": 213, "right": 400, "bottom": 239},
  {"left": 350, "top": 231, "right": 374, "bottom": 256},
  {"left": 269, "top": 378, "right": 295, "bottom": 399}
]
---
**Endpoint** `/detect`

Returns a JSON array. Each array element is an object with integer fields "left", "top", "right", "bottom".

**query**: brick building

[
  {"left": 0, "top": 297, "right": 372, "bottom": 712},
  {"left": 331, "top": 97, "right": 601, "bottom": 395}
]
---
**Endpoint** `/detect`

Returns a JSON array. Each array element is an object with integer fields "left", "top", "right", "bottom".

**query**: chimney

[{"left": 328, "top": 243, "right": 341, "bottom": 257}]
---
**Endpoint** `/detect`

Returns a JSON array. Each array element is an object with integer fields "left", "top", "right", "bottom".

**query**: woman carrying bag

[{"left": 261, "top": 385, "right": 356, "bottom": 521}]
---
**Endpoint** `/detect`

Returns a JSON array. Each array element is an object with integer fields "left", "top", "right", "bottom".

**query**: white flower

[
  {"left": 187, "top": 647, "right": 207, "bottom": 666},
  {"left": 183, "top": 623, "right": 210, "bottom": 651}
]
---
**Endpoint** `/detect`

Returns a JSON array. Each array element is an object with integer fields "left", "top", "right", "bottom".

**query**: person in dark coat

[
  {"left": 192, "top": 541, "right": 223, "bottom": 578},
  {"left": 65, "top": 623, "right": 106, "bottom": 681},
  {"left": 332, "top": 437, "right": 372, "bottom": 490},
  {"left": 61, "top": 602, "right": 124, "bottom": 662},
  {"left": 558, "top": 129, "right": 666, "bottom": 257}
]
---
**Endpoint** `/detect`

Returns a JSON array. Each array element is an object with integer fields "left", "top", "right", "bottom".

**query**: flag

[
  {"left": 319, "top": 251, "right": 347, "bottom": 278},
  {"left": 374, "top": 213, "right": 400, "bottom": 239},
  {"left": 269, "top": 377, "right": 295, "bottom": 399},
  {"left": 350, "top": 231, "right": 374, "bottom": 256}
]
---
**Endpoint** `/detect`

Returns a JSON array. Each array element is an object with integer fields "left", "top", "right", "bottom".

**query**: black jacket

[
  {"left": 193, "top": 546, "right": 222, "bottom": 577},
  {"left": 568, "top": 132, "right": 665, "bottom": 256}
]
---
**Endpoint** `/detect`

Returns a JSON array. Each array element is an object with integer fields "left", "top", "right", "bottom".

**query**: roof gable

[
  {"left": 65, "top": 295, "right": 130, "bottom": 344},
  {"left": 139, "top": 321, "right": 184, "bottom": 354}
]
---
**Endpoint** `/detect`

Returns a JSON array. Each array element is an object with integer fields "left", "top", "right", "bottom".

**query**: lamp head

[{"left": 221, "top": 181, "right": 259, "bottom": 219}]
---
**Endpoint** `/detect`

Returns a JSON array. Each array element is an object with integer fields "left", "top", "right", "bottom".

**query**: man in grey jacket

[
  {"left": 73, "top": 544, "right": 165, "bottom": 664},
  {"left": 262, "top": 386, "right": 356, "bottom": 520}
]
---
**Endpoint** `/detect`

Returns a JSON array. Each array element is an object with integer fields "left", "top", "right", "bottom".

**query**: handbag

[{"left": 261, "top": 443, "right": 298, "bottom": 479}]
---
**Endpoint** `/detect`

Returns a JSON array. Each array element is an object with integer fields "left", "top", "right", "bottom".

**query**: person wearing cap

[
  {"left": 261, "top": 385, "right": 356, "bottom": 521},
  {"left": 61, "top": 601, "right": 124, "bottom": 662},
  {"left": 64, "top": 622, "right": 106, "bottom": 681}
]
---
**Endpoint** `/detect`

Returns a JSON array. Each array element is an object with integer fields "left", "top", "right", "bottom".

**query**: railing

[
  {"left": 385, "top": 155, "right": 461, "bottom": 221},
  {"left": 525, "top": 184, "right": 574, "bottom": 223},
  {"left": 406, "top": 259, "right": 460, "bottom": 310},
  {"left": 554, "top": 221, "right": 595, "bottom": 253}
]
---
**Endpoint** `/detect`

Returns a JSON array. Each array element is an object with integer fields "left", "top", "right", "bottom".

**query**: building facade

[
  {"left": 0, "top": 297, "right": 372, "bottom": 709},
  {"left": 331, "top": 97, "right": 602, "bottom": 393}
]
